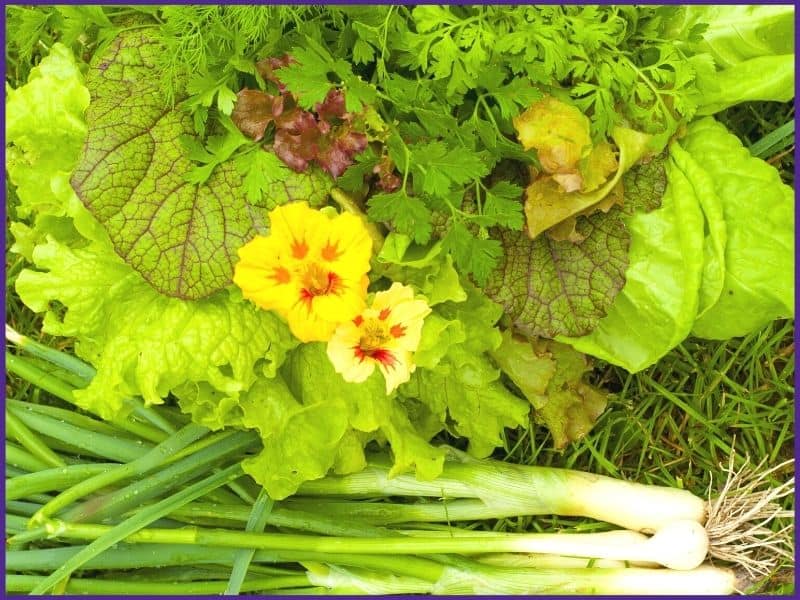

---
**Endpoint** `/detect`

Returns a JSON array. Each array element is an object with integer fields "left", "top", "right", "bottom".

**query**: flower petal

[
  {"left": 317, "top": 212, "right": 373, "bottom": 278},
  {"left": 328, "top": 322, "right": 376, "bottom": 383},
  {"left": 371, "top": 282, "right": 416, "bottom": 314},
  {"left": 234, "top": 236, "right": 299, "bottom": 313},
  {"left": 378, "top": 350, "right": 412, "bottom": 394},
  {"left": 312, "top": 275, "right": 368, "bottom": 323},
  {"left": 388, "top": 299, "right": 432, "bottom": 351},
  {"left": 286, "top": 299, "right": 337, "bottom": 342},
  {"left": 268, "top": 201, "right": 325, "bottom": 259}
]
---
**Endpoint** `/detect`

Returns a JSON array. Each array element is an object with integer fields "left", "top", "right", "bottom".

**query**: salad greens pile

[{"left": 6, "top": 5, "right": 795, "bottom": 499}]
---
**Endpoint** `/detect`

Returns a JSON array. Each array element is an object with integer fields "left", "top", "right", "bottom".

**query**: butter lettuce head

[
  {"left": 562, "top": 117, "right": 794, "bottom": 370},
  {"left": 559, "top": 145, "right": 707, "bottom": 371},
  {"left": 684, "top": 118, "right": 794, "bottom": 339},
  {"left": 663, "top": 5, "right": 794, "bottom": 67},
  {"left": 662, "top": 6, "right": 795, "bottom": 115}
]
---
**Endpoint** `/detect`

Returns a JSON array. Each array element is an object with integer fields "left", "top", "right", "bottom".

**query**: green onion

[
  {"left": 29, "top": 517, "right": 710, "bottom": 570},
  {"left": 6, "top": 574, "right": 311, "bottom": 595},
  {"left": 297, "top": 452, "right": 707, "bottom": 533}
]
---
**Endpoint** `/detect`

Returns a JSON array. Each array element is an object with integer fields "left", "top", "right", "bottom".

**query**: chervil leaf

[
  {"left": 342, "top": 75, "right": 377, "bottom": 112},
  {"left": 442, "top": 222, "right": 503, "bottom": 286},
  {"left": 278, "top": 42, "right": 335, "bottom": 109},
  {"left": 352, "top": 38, "right": 375, "bottom": 64},
  {"left": 410, "top": 141, "right": 489, "bottom": 197},
  {"left": 367, "top": 190, "right": 433, "bottom": 244},
  {"left": 235, "top": 148, "right": 291, "bottom": 204},
  {"left": 483, "top": 182, "right": 525, "bottom": 230}
]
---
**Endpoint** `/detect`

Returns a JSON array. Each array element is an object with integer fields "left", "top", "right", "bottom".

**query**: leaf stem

[
  {"left": 6, "top": 326, "right": 177, "bottom": 436},
  {"left": 7, "top": 403, "right": 150, "bottom": 463},
  {"left": 225, "top": 488, "right": 273, "bottom": 594},
  {"left": 6, "top": 352, "right": 166, "bottom": 442},
  {"left": 29, "top": 463, "right": 246, "bottom": 594},
  {"left": 6, "top": 463, "right": 117, "bottom": 501},
  {"left": 6, "top": 410, "right": 65, "bottom": 468},
  {"left": 6, "top": 442, "right": 51, "bottom": 473},
  {"left": 30, "top": 423, "right": 209, "bottom": 526},
  {"left": 7, "top": 543, "right": 445, "bottom": 581},
  {"left": 7, "top": 574, "right": 310, "bottom": 595},
  {"left": 59, "top": 430, "right": 258, "bottom": 525}
]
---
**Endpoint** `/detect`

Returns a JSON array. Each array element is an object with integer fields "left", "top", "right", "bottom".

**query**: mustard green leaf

[
  {"left": 71, "top": 30, "right": 263, "bottom": 300},
  {"left": 486, "top": 209, "right": 629, "bottom": 338},
  {"left": 620, "top": 156, "right": 667, "bottom": 215}
]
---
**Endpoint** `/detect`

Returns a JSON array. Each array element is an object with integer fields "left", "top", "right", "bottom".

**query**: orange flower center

[
  {"left": 300, "top": 263, "right": 341, "bottom": 304},
  {"left": 358, "top": 319, "right": 393, "bottom": 352}
]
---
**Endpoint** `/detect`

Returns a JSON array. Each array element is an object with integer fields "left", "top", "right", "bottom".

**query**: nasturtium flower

[
  {"left": 233, "top": 201, "right": 372, "bottom": 342},
  {"left": 327, "top": 283, "right": 431, "bottom": 394}
]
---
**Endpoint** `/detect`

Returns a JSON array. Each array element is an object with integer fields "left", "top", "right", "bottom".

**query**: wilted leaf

[
  {"left": 513, "top": 95, "right": 592, "bottom": 179},
  {"left": 579, "top": 141, "right": 618, "bottom": 193},
  {"left": 491, "top": 330, "right": 608, "bottom": 450},
  {"left": 524, "top": 127, "right": 652, "bottom": 239}
]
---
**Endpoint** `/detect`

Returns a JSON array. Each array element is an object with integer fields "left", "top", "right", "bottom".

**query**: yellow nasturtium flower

[
  {"left": 327, "top": 283, "right": 431, "bottom": 394},
  {"left": 233, "top": 201, "right": 372, "bottom": 342}
]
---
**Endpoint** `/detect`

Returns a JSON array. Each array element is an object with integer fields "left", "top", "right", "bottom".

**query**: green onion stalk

[
  {"left": 297, "top": 451, "right": 706, "bottom": 534},
  {"left": 31, "top": 517, "right": 715, "bottom": 569},
  {"left": 6, "top": 530, "right": 737, "bottom": 595},
  {"left": 295, "top": 449, "right": 794, "bottom": 576}
]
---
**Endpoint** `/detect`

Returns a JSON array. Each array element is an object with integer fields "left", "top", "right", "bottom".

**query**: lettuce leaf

[
  {"left": 695, "top": 54, "right": 794, "bottom": 116},
  {"left": 6, "top": 44, "right": 90, "bottom": 220},
  {"left": 559, "top": 144, "right": 706, "bottom": 371},
  {"left": 662, "top": 6, "right": 795, "bottom": 114},
  {"left": 663, "top": 5, "right": 794, "bottom": 68},
  {"left": 16, "top": 233, "right": 296, "bottom": 421},
  {"left": 490, "top": 331, "right": 607, "bottom": 450},
  {"left": 684, "top": 118, "right": 794, "bottom": 339},
  {"left": 561, "top": 117, "right": 793, "bottom": 369},
  {"left": 400, "top": 282, "right": 529, "bottom": 458}
]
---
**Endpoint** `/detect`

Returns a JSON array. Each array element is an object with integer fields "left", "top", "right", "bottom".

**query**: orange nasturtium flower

[
  {"left": 327, "top": 283, "right": 431, "bottom": 394},
  {"left": 233, "top": 201, "right": 372, "bottom": 342}
]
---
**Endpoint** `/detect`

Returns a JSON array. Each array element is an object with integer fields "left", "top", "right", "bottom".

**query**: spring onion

[{"left": 298, "top": 451, "right": 706, "bottom": 534}]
